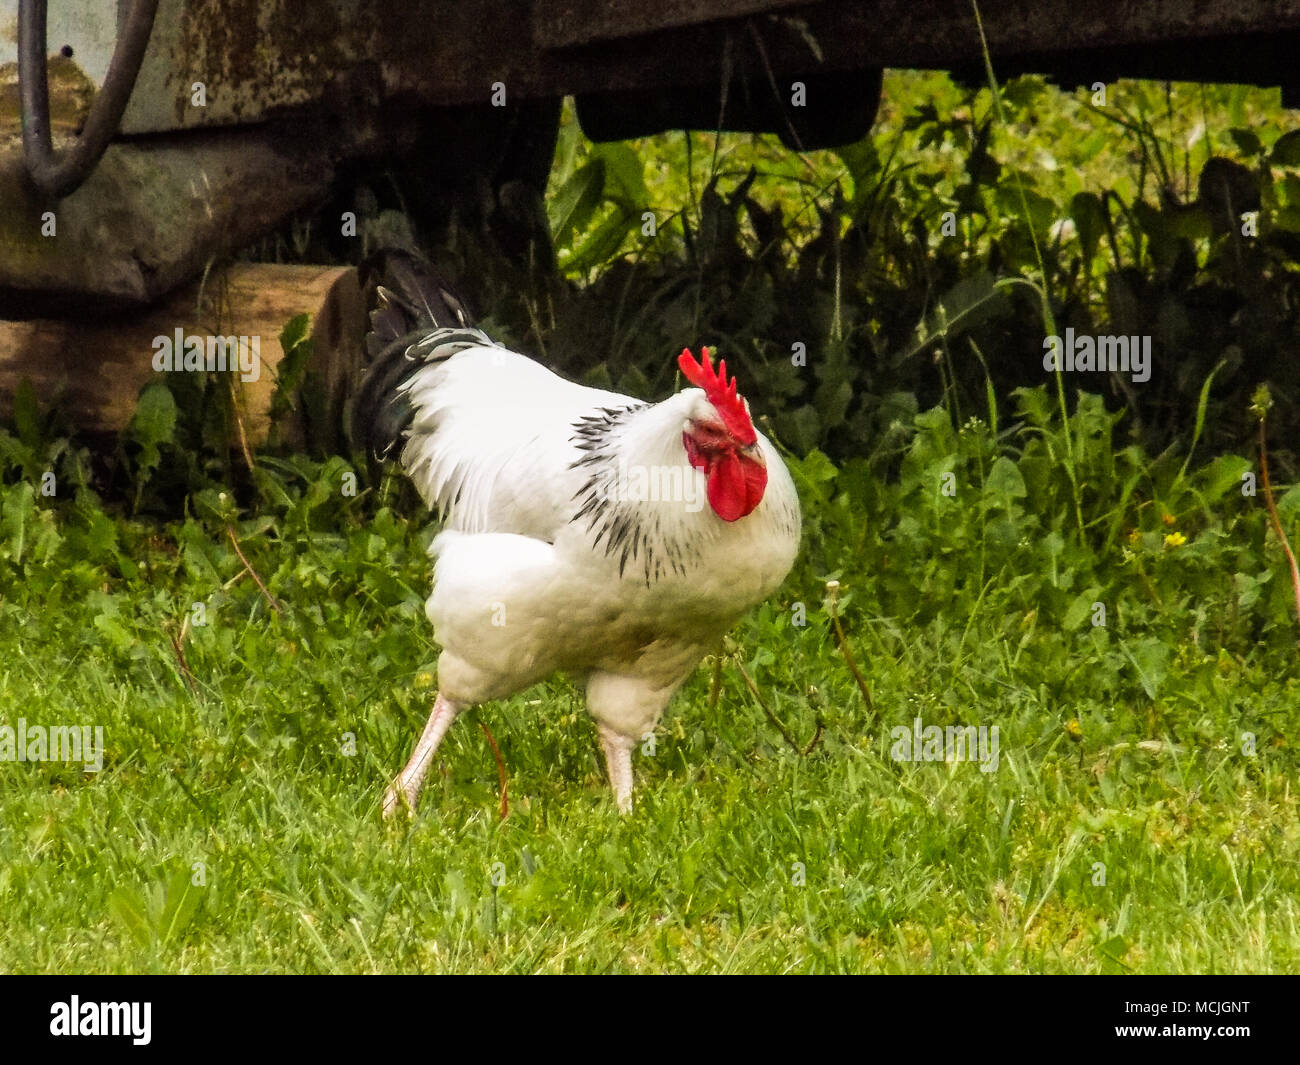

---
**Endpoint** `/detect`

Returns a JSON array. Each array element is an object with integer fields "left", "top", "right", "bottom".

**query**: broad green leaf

[
  {"left": 109, "top": 887, "right": 153, "bottom": 948},
  {"left": 561, "top": 209, "right": 638, "bottom": 275},
  {"left": 159, "top": 867, "right": 202, "bottom": 946},
  {"left": 985, "top": 456, "right": 1027, "bottom": 499},
  {"left": 1122, "top": 638, "right": 1170, "bottom": 700},
  {"left": 548, "top": 158, "right": 606, "bottom": 249},
  {"left": 1270, "top": 128, "right": 1300, "bottom": 166},
  {"left": 128, "top": 381, "right": 178, "bottom": 475},
  {"left": 593, "top": 142, "right": 649, "bottom": 208},
  {"left": 2, "top": 481, "right": 36, "bottom": 564}
]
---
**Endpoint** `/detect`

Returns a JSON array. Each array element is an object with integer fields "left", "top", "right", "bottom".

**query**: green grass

[{"left": 1, "top": 409, "right": 1297, "bottom": 972}]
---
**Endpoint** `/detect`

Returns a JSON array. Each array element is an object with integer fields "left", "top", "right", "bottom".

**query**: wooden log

[{"left": 0, "top": 263, "right": 365, "bottom": 449}]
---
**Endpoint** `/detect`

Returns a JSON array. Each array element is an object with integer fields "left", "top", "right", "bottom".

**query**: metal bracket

[{"left": 18, "top": 0, "right": 159, "bottom": 199}]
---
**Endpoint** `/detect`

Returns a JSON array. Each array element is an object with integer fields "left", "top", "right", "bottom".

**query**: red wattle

[
  {"left": 706, "top": 451, "right": 766, "bottom": 522},
  {"left": 707, "top": 451, "right": 745, "bottom": 522}
]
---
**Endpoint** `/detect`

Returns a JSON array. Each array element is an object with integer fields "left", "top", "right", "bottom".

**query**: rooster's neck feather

[{"left": 566, "top": 395, "right": 708, "bottom": 586}]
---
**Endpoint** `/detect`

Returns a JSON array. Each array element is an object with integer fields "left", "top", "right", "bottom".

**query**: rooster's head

[{"left": 678, "top": 347, "right": 768, "bottom": 522}]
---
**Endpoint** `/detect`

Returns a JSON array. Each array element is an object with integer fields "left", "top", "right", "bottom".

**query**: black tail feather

[{"left": 351, "top": 251, "right": 476, "bottom": 462}]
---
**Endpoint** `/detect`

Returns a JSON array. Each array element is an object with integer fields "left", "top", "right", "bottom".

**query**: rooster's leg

[
  {"left": 596, "top": 724, "right": 635, "bottom": 814},
  {"left": 383, "top": 692, "right": 462, "bottom": 818}
]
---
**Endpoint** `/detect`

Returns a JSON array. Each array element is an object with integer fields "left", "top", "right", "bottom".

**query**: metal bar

[
  {"left": 534, "top": 0, "right": 815, "bottom": 49},
  {"left": 18, "top": 0, "right": 160, "bottom": 200}
]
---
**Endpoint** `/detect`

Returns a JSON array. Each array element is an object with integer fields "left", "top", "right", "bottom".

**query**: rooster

[{"left": 353, "top": 254, "right": 801, "bottom": 815}]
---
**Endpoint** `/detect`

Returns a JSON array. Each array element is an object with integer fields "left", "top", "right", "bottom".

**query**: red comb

[{"left": 677, "top": 346, "right": 757, "bottom": 445}]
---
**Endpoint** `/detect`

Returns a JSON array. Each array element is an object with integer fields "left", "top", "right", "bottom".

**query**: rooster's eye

[{"left": 689, "top": 419, "right": 730, "bottom": 445}]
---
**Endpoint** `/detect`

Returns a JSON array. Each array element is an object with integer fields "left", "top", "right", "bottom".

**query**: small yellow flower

[
  {"left": 414, "top": 671, "right": 435, "bottom": 688},
  {"left": 1164, "top": 531, "right": 1187, "bottom": 548},
  {"left": 1161, "top": 512, "right": 1176, "bottom": 527},
  {"left": 1065, "top": 718, "right": 1083, "bottom": 740}
]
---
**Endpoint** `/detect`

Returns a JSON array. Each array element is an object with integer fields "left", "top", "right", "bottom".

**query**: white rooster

[{"left": 354, "top": 254, "right": 801, "bottom": 815}]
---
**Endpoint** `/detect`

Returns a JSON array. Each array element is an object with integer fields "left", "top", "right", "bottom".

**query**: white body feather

[{"left": 398, "top": 338, "right": 801, "bottom": 744}]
